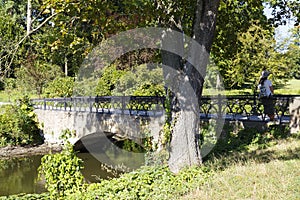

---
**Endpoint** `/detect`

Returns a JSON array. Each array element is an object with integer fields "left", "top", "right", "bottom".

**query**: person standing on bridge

[{"left": 258, "top": 70, "right": 275, "bottom": 121}]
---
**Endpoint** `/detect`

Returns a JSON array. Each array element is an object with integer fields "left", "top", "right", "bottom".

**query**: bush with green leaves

[
  {"left": 0, "top": 96, "right": 42, "bottom": 147},
  {"left": 66, "top": 165, "right": 211, "bottom": 200},
  {"left": 15, "top": 57, "right": 63, "bottom": 96},
  {"left": 113, "top": 64, "right": 165, "bottom": 96},
  {"left": 95, "top": 65, "right": 126, "bottom": 96},
  {"left": 43, "top": 76, "right": 74, "bottom": 98},
  {"left": 38, "top": 142, "right": 85, "bottom": 199}
]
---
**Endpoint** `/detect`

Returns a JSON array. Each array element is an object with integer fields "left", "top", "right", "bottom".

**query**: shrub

[
  {"left": 68, "top": 165, "right": 211, "bottom": 200},
  {"left": 38, "top": 142, "right": 85, "bottom": 199},
  {"left": 0, "top": 96, "right": 42, "bottom": 147},
  {"left": 112, "top": 64, "right": 164, "bottom": 96},
  {"left": 43, "top": 77, "right": 74, "bottom": 98}
]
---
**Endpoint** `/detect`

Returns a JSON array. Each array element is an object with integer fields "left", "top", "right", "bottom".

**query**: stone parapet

[{"left": 290, "top": 97, "right": 300, "bottom": 134}]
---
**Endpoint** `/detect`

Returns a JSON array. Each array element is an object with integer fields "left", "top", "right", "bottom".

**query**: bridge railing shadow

[{"left": 31, "top": 95, "right": 299, "bottom": 123}]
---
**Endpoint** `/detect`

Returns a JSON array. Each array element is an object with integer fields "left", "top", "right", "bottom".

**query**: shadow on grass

[
  {"left": 203, "top": 124, "right": 300, "bottom": 170},
  {"left": 248, "top": 146, "right": 300, "bottom": 163}
]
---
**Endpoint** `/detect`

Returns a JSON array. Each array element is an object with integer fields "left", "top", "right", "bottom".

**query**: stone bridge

[
  {"left": 33, "top": 96, "right": 165, "bottom": 146},
  {"left": 32, "top": 95, "right": 300, "bottom": 146}
]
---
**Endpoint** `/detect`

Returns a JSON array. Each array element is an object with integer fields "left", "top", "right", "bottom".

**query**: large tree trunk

[{"left": 162, "top": 0, "right": 220, "bottom": 173}]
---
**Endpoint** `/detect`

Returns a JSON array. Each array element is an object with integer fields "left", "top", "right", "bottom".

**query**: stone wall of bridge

[
  {"left": 34, "top": 109, "right": 164, "bottom": 145},
  {"left": 290, "top": 97, "right": 300, "bottom": 134}
]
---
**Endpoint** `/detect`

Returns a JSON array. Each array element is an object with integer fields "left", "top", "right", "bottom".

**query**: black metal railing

[
  {"left": 31, "top": 96, "right": 165, "bottom": 116},
  {"left": 199, "top": 94, "right": 296, "bottom": 123},
  {"left": 31, "top": 95, "right": 299, "bottom": 123}
]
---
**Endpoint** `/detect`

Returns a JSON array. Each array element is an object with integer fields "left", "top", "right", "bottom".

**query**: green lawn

[
  {"left": 275, "top": 79, "right": 300, "bottom": 95},
  {"left": 181, "top": 135, "right": 300, "bottom": 200},
  {"left": 0, "top": 90, "right": 37, "bottom": 103},
  {"left": 203, "top": 79, "right": 300, "bottom": 96}
]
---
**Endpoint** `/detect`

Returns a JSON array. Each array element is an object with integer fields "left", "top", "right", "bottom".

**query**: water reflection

[
  {"left": 78, "top": 153, "right": 119, "bottom": 183},
  {"left": 0, "top": 137, "right": 145, "bottom": 196},
  {"left": 0, "top": 155, "right": 46, "bottom": 196},
  {"left": 0, "top": 153, "right": 123, "bottom": 196}
]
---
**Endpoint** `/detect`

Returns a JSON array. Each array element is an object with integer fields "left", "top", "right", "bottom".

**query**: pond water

[
  {"left": 0, "top": 153, "right": 118, "bottom": 197},
  {"left": 0, "top": 132, "right": 146, "bottom": 197}
]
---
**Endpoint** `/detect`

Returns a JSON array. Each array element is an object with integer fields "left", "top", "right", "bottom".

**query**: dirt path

[{"left": 0, "top": 143, "right": 62, "bottom": 159}]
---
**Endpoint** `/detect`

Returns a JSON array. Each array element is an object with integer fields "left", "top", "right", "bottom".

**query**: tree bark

[
  {"left": 27, "top": 0, "right": 32, "bottom": 35},
  {"left": 162, "top": 0, "right": 220, "bottom": 173}
]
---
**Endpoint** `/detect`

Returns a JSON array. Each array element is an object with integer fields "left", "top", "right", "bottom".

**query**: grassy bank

[{"left": 182, "top": 134, "right": 300, "bottom": 199}]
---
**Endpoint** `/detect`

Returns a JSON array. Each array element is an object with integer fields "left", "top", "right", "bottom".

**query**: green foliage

[
  {"left": 0, "top": 0, "right": 25, "bottom": 79},
  {"left": 212, "top": 0, "right": 271, "bottom": 89},
  {"left": 43, "top": 77, "right": 74, "bottom": 98},
  {"left": 119, "top": 139, "right": 146, "bottom": 153},
  {"left": 86, "top": 64, "right": 165, "bottom": 97},
  {"left": 38, "top": 140, "right": 85, "bottom": 199},
  {"left": 3, "top": 78, "right": 16, "bottom": 91},
  {"left": 0, "top": 192, "right": 50, "bottom": 200},
  {"left": 69, "top": 165, "right": 211, "bottom": 200},
  {"left": 283, "top": 27, "right": 300, "bottom": 79},
  {"left": 15, "top": 54, "right": 63, "bottom": 96},
  {"left": 3, "top": 78, "right": 17, "bottom": 101},
  {"left": 229, "top": 23, "right": 289, "bottom": 89},
  {"left": 112, "top": 64, "right": 165, "bottom": 96},
  {"left": 0, "top": 96, "right": 42, "bottom": 147},
  {"left": 95, "top": 65, "right": 125, "bottom": 96},
  {"left": 266, "top": 0, "right": 300, "bottom": 26}
]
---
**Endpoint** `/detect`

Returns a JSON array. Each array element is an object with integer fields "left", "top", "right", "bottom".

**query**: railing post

[
  {"left": 121, "top": 96, "right": 125, "bottom": 115},
  {"left": 217, "top": 94, "right": 222, "bottom": 119},
  {"left": 71, "top": 97, "right": 74, "bottom": 112},
  {"left": 64, "top": 97, "right": 67, "bottom": 111},
  {"left": 89, "top": 96, "right": 92, "bottom": 112},
  {"left": 43, "top": 98, "right": 46, "bottom": 110},
  {"left": 95, "top": 95, "right": 99, "bottom": 113},
  {"left": 253, "top": 92, "right": 257, "bottom": 115}
]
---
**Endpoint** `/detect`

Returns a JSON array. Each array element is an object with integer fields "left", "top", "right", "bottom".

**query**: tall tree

[
  {"left": 0, "top": 0, "right": 25, "bottom": 79},
  {"left": 228, "top": 23, "right": 289, "bottom": 89},
  {"left": 0, "top": 0, "right": 58, "bottom": 79},
  {"left": 211, "top": 0, "right": 271, "bottom": 88},
  {"left": 284, "top": 26, "right": 300, "bottom": 79},
  {"left": 152, "top": 0, "right": 220, "bottom": 172}
]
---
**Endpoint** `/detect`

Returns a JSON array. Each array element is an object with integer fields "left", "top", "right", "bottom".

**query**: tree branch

[{"left": 2, "top": 12, "right": 59, "bottom": 79}]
